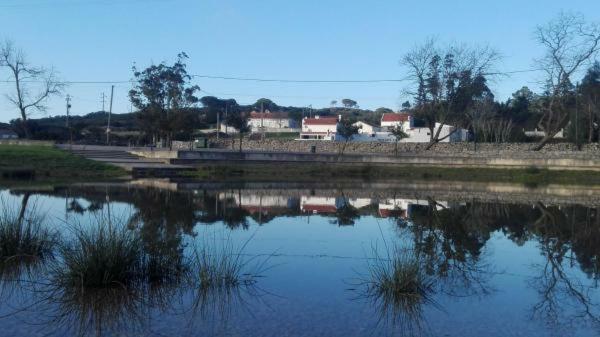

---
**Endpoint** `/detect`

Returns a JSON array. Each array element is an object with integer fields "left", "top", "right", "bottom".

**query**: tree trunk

[
  {"left": 589, "top": 103, "right": 594, "bottom": 144},
  {"left": 425, "top": 140, "right": 437, "bottom": 150},
  {"left": 239, "top": 133, "right": 243, "bottom": 153},
  {"left": 532, "top": 132, "right": 558, "bottom": 151},
  {"left": 17, "top": 193, "right": 30, "bottom": 226},
  {"left": 19, "top": 109, "right": 31, "bottom": 139}
]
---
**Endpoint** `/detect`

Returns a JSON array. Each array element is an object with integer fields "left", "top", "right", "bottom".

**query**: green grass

[
  {"left": 186, "top": 162, "right": 600, "bottom": 186},
  {"left": 0, "top": 145, "right": 125, "bottom": 180}
]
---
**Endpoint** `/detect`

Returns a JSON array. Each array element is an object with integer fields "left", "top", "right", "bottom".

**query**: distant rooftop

[
  {"left": 302, "top": 116, "right": 338, "bottom": 125},
  {"left": 381, "top": 113, "right": 410, "bottom": 122}
]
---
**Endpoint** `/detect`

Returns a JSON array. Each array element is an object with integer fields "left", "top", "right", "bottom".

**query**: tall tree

[
  {"left": 0, "top": 40, "right": 63, "bottom": 138},
  {"left": 336, "top": 118, "right": 360, "bottom": 155},
  {"left": 579, "top": 62, "right": 600, "bottom": 143},
  {"left": 253, "top": 98, "right": 278, "bottom": 112},
  {"left": 389, "top": 124, "right": 409, "bottom": 155},
  {"left": 401, "top": 39, "right": 499, "bottom": 149},
  {"left": 225, "top": 111, "right": 250, "bottom": 152},
  {"left": 532, "top": 12, "right": 600, "bottom": 150},
  {"left": 341, "top": 98, "right": 358, "bottom": 109},
  {"left": 129, "top": 53, "right": 200, "bottom": 147}
]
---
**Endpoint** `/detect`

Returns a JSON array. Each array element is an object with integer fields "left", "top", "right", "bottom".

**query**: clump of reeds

[
  {"left": 362, "top": 245, "right": 437, "bottom": 332},
  {"left": 0, "top": 197, "right": 55, "bottom": 280},
  {"left": 55, "top": 220, "right": 146, "bottom": 288},
  {"left": 189, "top": 232, "right": 268, "bottom": 320},
  {"left": 192, "top": 237, "right": 256, "bottom": 291}
]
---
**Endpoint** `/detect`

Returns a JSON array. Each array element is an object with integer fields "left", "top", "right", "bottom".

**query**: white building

[
  {"left": 300, "top": 196, "right": 338, "bottom": 214},
  {"left": 300, "top": 115, "right": 339, "bottom": 140},
  {"left": 380, "top": 113, "right": 412, "bottom": 130},
  {"left": 353, "top": 121, "right": 381, "bottom": 135},
  {"left": 248, "top": 111, "right": 298, "bottom": 133},
  {"left": 0, "top": 129, "right": 18, "bottom": 140}
]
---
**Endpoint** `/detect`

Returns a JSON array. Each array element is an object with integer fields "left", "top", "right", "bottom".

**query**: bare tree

[
  {"left": 532, "top": 12, "right": 600, "bottom": 150},
  {"left": 0, "top": 41, "right": 63, "bottom": 138},
  {"left": 401, "top": 39, "right": 500, "bottom": 150}
]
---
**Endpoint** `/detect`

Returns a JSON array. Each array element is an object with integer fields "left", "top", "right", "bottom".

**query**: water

[{"left": 1, "top": 180, "right": 600, "bottom": 337}]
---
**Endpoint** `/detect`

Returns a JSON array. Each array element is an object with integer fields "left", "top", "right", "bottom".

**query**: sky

[{"left": 0, "top": 0, "right": 599, "bottom": 122}]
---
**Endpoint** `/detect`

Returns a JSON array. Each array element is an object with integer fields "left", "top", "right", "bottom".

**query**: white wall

[{"left": 249, "top": 118, "right": 296, "bottom": 132}]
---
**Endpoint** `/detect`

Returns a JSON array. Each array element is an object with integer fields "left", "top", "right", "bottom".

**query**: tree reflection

[
  {"left": 527, "top": 204, "right": 600, "bottom": 330},
  {"left": 331, "top": 198, "right": 360, "bottom": 226},
  {"left": 405, "top": 198, "right": 494, "bottom": 297}
]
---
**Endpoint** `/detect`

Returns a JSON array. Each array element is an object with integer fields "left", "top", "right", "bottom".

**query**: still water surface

[{"left": 0, "top": 181, "right": 599, "bottom": 337}]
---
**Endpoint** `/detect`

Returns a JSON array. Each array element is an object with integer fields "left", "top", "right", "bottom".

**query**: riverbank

[
  {"left": 0, "top": 145, "right": 126, "bottom": 181},
  {"left": 185, "top": 162, "right": 600, "bottom": 186}
]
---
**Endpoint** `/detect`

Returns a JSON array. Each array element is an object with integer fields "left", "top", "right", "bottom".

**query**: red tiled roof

[
  {"left": 303, "top": 117, "right": 338, "bottom": 126},
  {"left": 381, "top": 113, "right": 410, "bottom": 122},
  {"left": 378, "top": 209, "right": 407, "bottom": 218},
  {"left": 250, "top": 111, "right": 289, "bottom": 119},
  {"left": 302, "top": 204, "right": 337, "bottom": 213}
]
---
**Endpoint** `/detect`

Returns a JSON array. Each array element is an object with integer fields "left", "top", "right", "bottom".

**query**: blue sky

[{"left": 0, "top": 0, "right": 599, "bottom": 122}]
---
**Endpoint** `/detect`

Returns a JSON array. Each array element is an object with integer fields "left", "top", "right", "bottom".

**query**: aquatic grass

[
  {"left": 366, "top": 247, "right": 435, "bottom": 306},
  {"left": 0, "top": 196, "right": 55, "bottom": 282},
  {"left": 188, "top": 231, "right": 272, "bottom": 321},
  {"left": 55, "top": 218, "right": 189, "bottom": 289},
  {"left": 55, "top": 218, "right": 146, "bottom": 288},
  {"left": 358, "top": 241, "right": 438, "bottom": 335}
]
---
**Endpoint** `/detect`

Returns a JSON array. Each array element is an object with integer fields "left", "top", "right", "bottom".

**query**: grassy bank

[
  {"left": 187, "top": 162, "right": 600, "bottom": 186},
  {"left": 0, "top": 145, "right": 125, "bottom": 181}
]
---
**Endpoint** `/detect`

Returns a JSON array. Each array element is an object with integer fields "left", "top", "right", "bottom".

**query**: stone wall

[{"left": 211, "top": 139, "right": 600, "bottom": 159}]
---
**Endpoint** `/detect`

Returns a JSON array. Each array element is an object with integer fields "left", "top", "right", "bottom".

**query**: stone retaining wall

[{"left": 211, "top": 139, "right": 600, "bottom": 159}]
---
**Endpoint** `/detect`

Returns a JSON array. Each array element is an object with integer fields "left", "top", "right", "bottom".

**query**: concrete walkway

[{"left": 56, "top": 144, "right": 191, "bottom": 172}]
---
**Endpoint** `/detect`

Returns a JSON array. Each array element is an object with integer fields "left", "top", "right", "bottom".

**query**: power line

[
  {"left": 0, "top": 0, "right": 175, "bottom": 8},
  {"left": 0, "top": 68, "right": 546, "bottom": 86},
  {"left": 191, "top": 74, "right": 412, "bottom": 83}
]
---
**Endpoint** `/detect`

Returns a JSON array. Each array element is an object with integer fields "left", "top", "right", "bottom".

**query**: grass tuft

[
  {"left": 56, "top": 221, "right": 145, "bottom": 288},
  {"left": 0, "top": 196, "right": 55, "bottom": 280},
  {"left": 361, "top": 244, "right": 437, "bottom": 333}
]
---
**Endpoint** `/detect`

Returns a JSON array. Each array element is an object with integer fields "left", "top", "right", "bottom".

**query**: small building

[
  {"left": 300, "top": 115, "right": 339, "bottom": 140},
  {"left": 0, "top": 129, "right": 18, "bottom": 140},
  {"left": 248, "top": 111, "right": 298, "bottom": 133},
  {"left": 353, "top": 121, "right": 381, "bottom": 135},
  {"left": 380, "top": 113, "right": 412, "bottom": 130},
  {"left": 300, "top": 196, "right": 338, "bottom": 214}
]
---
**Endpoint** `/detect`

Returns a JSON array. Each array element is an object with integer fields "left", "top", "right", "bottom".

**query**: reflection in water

[
  {"left": 0, "top": 195, "right": 55, "bottom": 300},
  {"left": 1, "top": 182, "right": 600, "bottom": 336}
]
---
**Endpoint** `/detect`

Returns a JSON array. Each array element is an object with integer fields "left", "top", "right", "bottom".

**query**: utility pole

[
  {"left": 65, "top": 95, "right": 72, "bottom": 145},
  {"left": 224, "top": 103, "right": 228, "bottom": 134},
  {"left": 261, "top": 101, "right": 265, "bottom": 140},
  {"left": 101, "top": 92, "right": 106, "bottom": 112},
  {"left": 65, "top": 94, "right": 71, "bottom": 128},
  {"left": 107, "top": 85, "right": 114, "bottom": 145},
  {"left": 575, "top": 93, "right": 580, "bottom": 150},
  {"left": 216, "top": 109, "right": 220, "bottom": 142}
]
